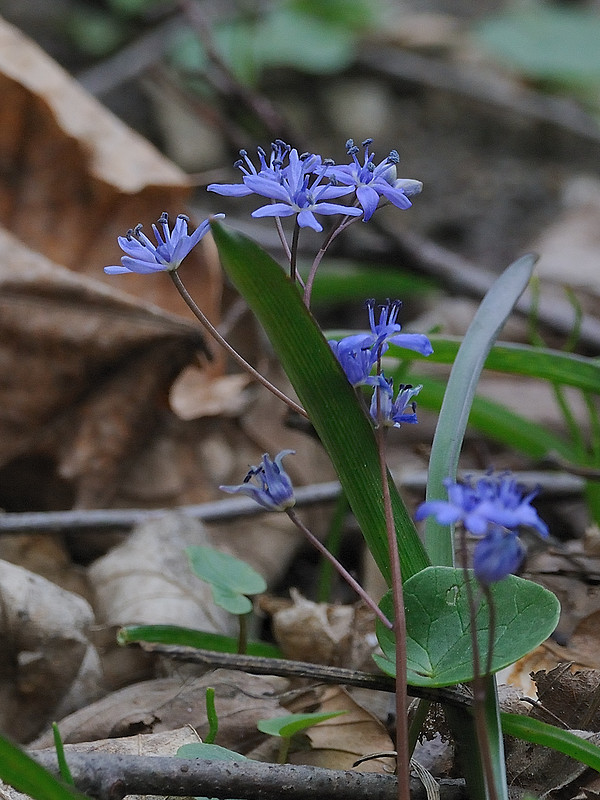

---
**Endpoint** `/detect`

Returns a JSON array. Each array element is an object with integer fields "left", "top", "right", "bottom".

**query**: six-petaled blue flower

[
  {"left": 415, "top": 472, "right": 549, "bottom": 583},
  {"left": 370, "top": 379, "right": 422, "bottom": 428},
  {"left": 328, "top": 139, "right": 423, "bottom": 221},
  {"left": 104, "top": 212, "right": 224, "bottom": 275},
  {"left": 220, "top": 450, "right": 296, "bottom": 512}
]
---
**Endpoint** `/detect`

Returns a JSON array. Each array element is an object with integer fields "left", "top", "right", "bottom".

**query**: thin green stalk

[
  {"left": 204, "top": 687, "right": 219, "bottom": 744},
  {"left": 290, "top": 222, "right": 300, "bottom": 283},
  {"left": 170, "top": 270, "right": 307, "bottom": 419},
  {"left": 51, "top": 723, "right": 74, "bottom": 786}
]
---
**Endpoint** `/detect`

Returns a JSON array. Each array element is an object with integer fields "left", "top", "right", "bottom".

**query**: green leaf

[
  {"left": 396, "top": 336, "right": 600, "bottom": 395},
  {"left": 187, "top": 546, "right": 266, "bottom": 596},
  {"left": 0, "top": 734, "right": 88, "bottom": 800},
  {"left": 177, "top": 742, "right": 249, "bottom": 761},
  {"left": 474, "top": 6, "right": 600, "bottom": 87},
  {"left": 116, "top": 624, "right": 282, "bottom": 658},
  {"left": 211, "top": 221, "right": 429, "bottom": 584},
  {"left": 210, "top": 585, "right": 252, "bottom": 615},
  {"left": 409, "top": 373, "right": 575, "bottom": 461},
  {"left": 375, "top": 566, "right": 560, "bottom": 687},
  {"left": 501, "top": 713, "right": 600, "bottom": 771},
  {"left": 309, "top": 261, "right": 436, "bottom": 307},
  {"left": 423, "top": 254, "right": 537, "bottom": 565},
  {"left": 257, "top": 712, "right": 346, "bottom": 738}
]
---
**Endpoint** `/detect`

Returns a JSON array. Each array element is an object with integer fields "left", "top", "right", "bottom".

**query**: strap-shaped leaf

[{"left": 210, "top": 222, "right": 429, "bottom": 583}]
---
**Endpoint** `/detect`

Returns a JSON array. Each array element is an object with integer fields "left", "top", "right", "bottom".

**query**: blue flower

[
  {"left": 207, "top": 140, "right": 290, "bottom": 198},
  {"left": 416, "top": 473, "right": 549, "bottom": 539},
  {"left": 245, "top": 148, "right": 362, "bottom": 232},
  {"left": 328, "top": 139, "right": 423, "bottom": 221},
  {"left": 104, "top": 212, "right": 224, "bottom": 275},
  {"left": 370, "top": 379, "right": 422, "bottom": 427},
  {"left": 415, "top": 472, "right": 549, "bottom": 583},
  {"left": 328, "top": 334, "right": 380, "bottom": 388},
  {"left": 473, "top": 526, "right": 526, "bottom": 585},
  {"left": 366, "top": 299, "right": 434, "bottom": 357},
  {"left": 220, "top": 450, "right": 296, "bottom": 512}
]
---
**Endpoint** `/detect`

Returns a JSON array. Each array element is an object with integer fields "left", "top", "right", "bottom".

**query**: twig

[
  {"left": 129, "top": 642, "right": 473, "bottom": 711},
  {"left": 31, "top": 752, "right": 467, "bottom": 800},
  {"left": 0, "top": 470, "right": 584, "bottom": 534}
]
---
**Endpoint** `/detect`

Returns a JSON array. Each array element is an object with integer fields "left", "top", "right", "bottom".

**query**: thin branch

[
  {"left": 128, "top": 642, "right": 474, "bottom": 711},
  {"left": 0, "top": 470, "right": 584, "bottom": 534},
  {"left": 31, "top": 752, "right": 467, "bottom": 800}
]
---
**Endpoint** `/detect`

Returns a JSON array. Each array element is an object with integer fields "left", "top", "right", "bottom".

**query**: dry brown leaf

[
  {"left": 0, "top": 559, "right": 101, "bottom": 742},
  {"left": 0, "top": 227, "right": 210, "bottom": 508},
  {"left": 286, "top": 685, "right": 395, "bottom": 773},
  {"left": 260, "top": 589, "right": 378, "bottom": 671},
  {"left": 0, "top": 17, "right": 224, "bottom": 319},
  {"left": 31, "top": 670, "right": 289, "bottom": 754},
  {"left": 88, "top": 513, "right": 235, "bottom": 632}
]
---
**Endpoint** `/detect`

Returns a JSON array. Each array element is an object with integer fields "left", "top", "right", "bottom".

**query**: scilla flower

[
  {"left": 220, "top": 450, "right": 295, "bottom": 512},
  {"left": 329, "top": 139, "right": 423, "bottom": 221},
  {"left": 370, "top": 379, "right": 421, "bottom": 427},
  {"left": 104, "top": 212, "right": 224, "bottom": 275},
  {"left": 366, "top": 299, "right": 434, "bottom": 357},
  {"left": 415, "top": 472, "right": 548, "bottom": 583}
]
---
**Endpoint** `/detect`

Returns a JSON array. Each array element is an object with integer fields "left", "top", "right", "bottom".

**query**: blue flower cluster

[
  {"left": 329, "top": 299, "right": 433, "bottom": 428},
  {"left": 220, "top": 450, "right": 296, "bottom": 512},
  {"left": 208, "top": 138, "right": 422, "bottom": 232},
  {"left": 104, "top": 212, "right": 224, "bottom": 275},
  {"left": 416, "top": 473, "right": 549, "bottom": 583}
]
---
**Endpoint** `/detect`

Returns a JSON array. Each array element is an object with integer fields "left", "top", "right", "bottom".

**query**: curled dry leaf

[
  {"left": 0, "top": 559, "right": 101, "bottom": 743},
  {"left": 260, "top": 589, "right": 379, "bottom": 671},
  {"left": 31, "top": 670, "right": 289, "bottom": 753}
]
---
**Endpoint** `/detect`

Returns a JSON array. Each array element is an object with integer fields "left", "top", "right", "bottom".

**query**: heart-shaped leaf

[
  {"left": 375, "top": 566, "right": 560, "bottom": 687},
  {"left": 186, "top": 545, "right": 267, "bottom": 614}
]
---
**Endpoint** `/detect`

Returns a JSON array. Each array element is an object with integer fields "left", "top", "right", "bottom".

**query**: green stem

[
  {"left": 204, "top": 687, "right": 219, "bottom": 744},
  {"left": 169, "top": 270, "right": 308, "bottom": 419},
  {"left": 52, "top": 723, "right": 74, "bottom": 786}
]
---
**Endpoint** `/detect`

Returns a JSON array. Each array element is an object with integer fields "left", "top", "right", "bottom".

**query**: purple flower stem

[
  {"left": 303, "top": 214, "right": 361, "bottom": 308},
  {"left": 459, "top": 529, "right": 499, "bottom": 800},
  {"left": 169, "top": 269, "right": 308, "bottom": 419},
  {"left": 375, "top": 421, "right": 411, "bottom": 800},
  {"left": 285, "top": 509, "right": 392, "bottom": 631}
]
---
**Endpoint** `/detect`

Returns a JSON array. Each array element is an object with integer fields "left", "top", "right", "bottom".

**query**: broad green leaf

[
  {"left": 396, "top": 336, "right": 600, "bottom": 395},
  {"left": 501, "top": 713, "right": 600, "bottom": 771},
  {"left": 117, "top": 624, "right": 282, "bottom": 658},
  {"left": 423, "top": 254, "right": 537, "bottom": 565},
  {"left": 186, "top": 545, "right": 267, "bottom": 596},
  {"left": 410, "top": 373, "right": 575, "bottom": 461},
  {"left": 257, "top": 712, "right": 346, "bottom": 738},
  {"left": 211, "top": 221, "right": 429, "bottom": 584},
  {"left": 308, "top": 261, "right": 436, "bottom": 307},
  {"left": 177, "top": 743, "right": 248, "bottom": 761},
  {"left": 375, "top": 566, "right": 560, "bottom": 687},
  {"left": 474, "top": 7, "right": 600, "bottom": 87},
  {"left": 0, "top": 734, "right": 88, "bottom": 800}
]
